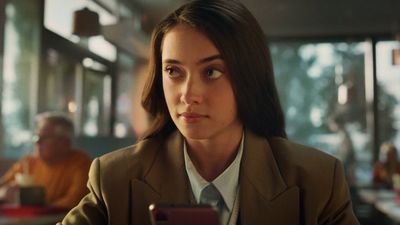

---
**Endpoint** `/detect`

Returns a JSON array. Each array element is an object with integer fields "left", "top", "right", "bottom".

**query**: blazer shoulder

[
  {"left": 264, "top": 137, "right": 357, "bottom": 224},
  {"left": 269, "top": 137, "right": 337, "bottom": 163},
  {"left": 96, "top": 136, "right": 165, "bottom": 176},
  {"left": 267, "top": 137, "right": 339, "bottom": 179}
]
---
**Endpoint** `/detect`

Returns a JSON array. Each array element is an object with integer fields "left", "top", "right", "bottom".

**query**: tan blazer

[{"left": 59, "top": 130, "right": 359, "bottom": 225}]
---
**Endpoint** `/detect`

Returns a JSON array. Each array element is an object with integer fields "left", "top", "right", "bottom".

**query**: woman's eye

[
  {"left": 164, "top": 67, "right": 180, "bottom": 77},
  {"left": 205, "top": 68, "right": 223, "bottom": 79}
]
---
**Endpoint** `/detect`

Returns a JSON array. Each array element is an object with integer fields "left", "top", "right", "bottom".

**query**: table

[
  {"left": 358, "top": 189, "right": 400, "bottom": 224},
  {"left": 0, "top": 214, "right": 65, "bottom": 225},
  {"left": 0, "top": 205, "right": 66, "bottom": 225}
]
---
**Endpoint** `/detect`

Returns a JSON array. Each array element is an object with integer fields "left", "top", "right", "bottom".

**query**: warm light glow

[
  {"left": 68, "top": 101, "right": 77, "bottom": 112},
  {"left": 338, "top": 84, "right": 348, "bottom": 105},
  {"left": 83, "top": 57, "right": 94, "bottom": 68},
  {"left": 393, "top": 48, "right": 400, "bottom": 65},
  {"left": 114, "top": 123, "right": 127, "bottom": 138}
]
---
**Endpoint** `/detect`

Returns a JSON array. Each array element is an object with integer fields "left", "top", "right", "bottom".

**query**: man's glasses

[{"left": 31, "top": 135, "right": 60, "bottom": 143}]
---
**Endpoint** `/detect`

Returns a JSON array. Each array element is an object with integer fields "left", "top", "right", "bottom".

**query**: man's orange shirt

[{"left": 0, "top": 150, "right": 91, "bottom": 209}]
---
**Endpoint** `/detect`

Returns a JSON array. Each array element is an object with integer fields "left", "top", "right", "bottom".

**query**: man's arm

[
  {"left": 0, "top": 160, "right": 23, "bottom": 187},
  {"left": 52, "top": 158, "right": 91, "bottom": 209},
  {"left": 0, "top": 160, "right": 24, "bottom": 203},
  {"left": 57, "top": 158, "right": 108, "bottom": 225}
]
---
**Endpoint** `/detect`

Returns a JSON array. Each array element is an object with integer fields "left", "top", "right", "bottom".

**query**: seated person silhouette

[
  {"left": 0, "top": 112, "right": 91, "bottom": 209},
  {"left": 373, "top": 142, "right": 400, "bottom": 189}
]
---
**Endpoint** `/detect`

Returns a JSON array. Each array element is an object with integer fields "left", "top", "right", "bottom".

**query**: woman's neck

[{"left": 185, "top": 127, "right": 243, "bottom": 181}]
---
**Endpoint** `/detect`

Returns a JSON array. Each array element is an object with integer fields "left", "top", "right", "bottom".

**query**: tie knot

[{"left": 200, "top": 184, "right": 223, "bottom": 209}]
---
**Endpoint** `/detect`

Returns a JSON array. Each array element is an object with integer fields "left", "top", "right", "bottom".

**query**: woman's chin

[{"left": 179, "top": 130, "right": 210, "bottom": 140}]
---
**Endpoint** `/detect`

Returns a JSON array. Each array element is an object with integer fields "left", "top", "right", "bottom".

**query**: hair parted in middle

[{"left": 141, "top": 0, "right": 286, "bottom": 140}]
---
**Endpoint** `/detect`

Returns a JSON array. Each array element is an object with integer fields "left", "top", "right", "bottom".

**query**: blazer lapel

[
  {"left": 240, "top": 130, "right": 300, "bottom": 225},
  {"left": 130, "top": 131, "right": 193, "bottom": 225}
]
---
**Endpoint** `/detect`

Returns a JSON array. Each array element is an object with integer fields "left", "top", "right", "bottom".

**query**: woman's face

[{"left": 161, "top": 24, "right": 243, "bottom": 141}]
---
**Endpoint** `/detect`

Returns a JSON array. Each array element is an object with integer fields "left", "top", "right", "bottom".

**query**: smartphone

[{"left": 149, "top": 203, "right": 220, "bottom": 225}]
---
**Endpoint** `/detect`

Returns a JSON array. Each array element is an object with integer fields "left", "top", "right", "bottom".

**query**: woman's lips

[{"left": 179, "top": 112, "right": 206, "bottom": 122}]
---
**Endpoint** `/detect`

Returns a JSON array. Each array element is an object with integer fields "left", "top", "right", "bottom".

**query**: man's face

[{"left": 35, "top": 121, "right": 66, "bottom": 164}]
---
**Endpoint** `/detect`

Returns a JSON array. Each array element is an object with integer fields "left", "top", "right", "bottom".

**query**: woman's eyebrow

[
  {"left": 162, "top": 54, "right": 222, "bottom": 65},
  {"left": 197, "top": 54, "right": 222, "bottom": 65},
  {"left": 163, "top": 59, "right": 181, "bottom": 64}
]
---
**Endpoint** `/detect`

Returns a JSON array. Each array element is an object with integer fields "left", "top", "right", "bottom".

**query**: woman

[
  {"left": 59, "top": 0, "right": 359, "bottom": 224},
  {"left": 373, "top": 142, "right": 400, "bottom": 188}
]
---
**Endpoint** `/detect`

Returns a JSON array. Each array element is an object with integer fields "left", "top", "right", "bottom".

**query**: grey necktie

[{"left": 200, "top": 183, "right": 224, "bottom": 215}]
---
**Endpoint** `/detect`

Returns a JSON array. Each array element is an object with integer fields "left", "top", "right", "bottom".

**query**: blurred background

[{"left": 0, "top": 0, "right": 399, "bottom": 224}]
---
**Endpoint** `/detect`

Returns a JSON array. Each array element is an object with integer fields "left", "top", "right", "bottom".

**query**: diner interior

[{"left": 0, "top": 0, "right": 400, "bottom": 224}]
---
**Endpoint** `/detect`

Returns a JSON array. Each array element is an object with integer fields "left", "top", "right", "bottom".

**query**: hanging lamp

[{"left": 72, "top": 7, "right": 100, "bottom": 37}]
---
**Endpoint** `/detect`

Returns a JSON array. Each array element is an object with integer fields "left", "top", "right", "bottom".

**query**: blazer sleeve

[
  {"left": 57, "top": 158, "right": 108, "bottom": 225},
  {"left": 319, "top": 159, "right": 360, "bottom": 225}
]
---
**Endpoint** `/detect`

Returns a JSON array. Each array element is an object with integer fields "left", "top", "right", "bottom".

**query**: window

[
  {"left": 41, "top": 48, "right": 78, "bottom": 117},
  {"left": 114, "top": 52, "right": 135, "bottom": 138},
  {"left": 376, "top": 41, "right": 400, "bottom": 149},
  {"left": 271, "top": 41, "right": 371, "bottom": 185},
  {"left": 40, "top": 29, "right": 114, "bottom": 137},
  {"left": 114, "top": 53, "right": 149, "bottom": 138},
  {"left": 81, "top": 68, "right": 112, "bottom": 136},
  {"left": 1, "top": 0, "right": 41, "bottom": 157}
]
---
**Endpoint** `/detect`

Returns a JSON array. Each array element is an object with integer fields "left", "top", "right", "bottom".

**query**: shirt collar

[{"left": 184, "top": 133, "right": 244, "bottom": 212}]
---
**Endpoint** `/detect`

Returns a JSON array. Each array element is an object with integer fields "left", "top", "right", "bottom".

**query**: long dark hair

[{"left": 141, "top": 0, "right": 286, "bottom": 139}]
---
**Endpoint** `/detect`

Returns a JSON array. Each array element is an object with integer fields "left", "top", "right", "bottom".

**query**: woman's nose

[{"left": 180, "top": 77, "right": 204, "bottom": 105}]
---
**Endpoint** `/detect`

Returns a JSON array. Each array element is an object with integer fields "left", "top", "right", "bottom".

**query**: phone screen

[{"left": 149, "top": 204, "right": 220, "bottom": 225}]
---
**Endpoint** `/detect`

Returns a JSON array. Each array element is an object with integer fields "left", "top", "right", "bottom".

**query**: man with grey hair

[
  {"left": 0, "top": 112, "right": 91, "bottom": 209},
  {"left": 33, "top": 112, "right": 76, "bottom": 164}
]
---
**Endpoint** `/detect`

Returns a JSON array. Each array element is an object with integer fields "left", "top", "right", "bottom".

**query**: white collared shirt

[{"left": 184, "top": 134, "right": 244, "bottom": 225}]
